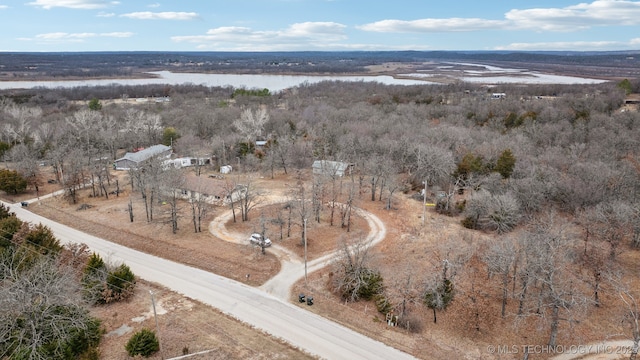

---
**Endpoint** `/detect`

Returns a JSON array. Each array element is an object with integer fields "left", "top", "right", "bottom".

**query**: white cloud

[
  {"left": 287, "top": 22, "right": 347, "bottom": 35},
  {"left": 172, "top": 22, "right": 347, "bottom": 50},
  {"left": 495, "top": 40, "right": 630, "bottom": 51},
  {"left": 100, "top": 32, "right": 133, "bottom": 38},
  {"left": 120, "top": 11, "right": 199, "bottom": 20},
  {"left": 28, "top": 0, "right": 119, "bottom": 9},
  {"left": 23, "top": 31, "right": 133, "bottom": 42},
  {"left": 506, "top": 0, "right": 640, "bottom": 31},
  {"left": 148, "top": 2, "right": 160, "bottom": 8},
  {"left": 0, "top": 5, "right": 8, "bottom": 9},
  {"left": 358, "top": 18, "right": 507, "bottom": 32},
  {"left": 359, "top": 1, "right": 640, "bottom": 33},
  {"left": 97, "top": 11, "right": 115, "bottom": 17}
]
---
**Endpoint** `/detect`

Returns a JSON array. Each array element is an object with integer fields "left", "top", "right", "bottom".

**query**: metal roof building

[{"left": 114, "top": 144, "right": 172, "bottom": 170}]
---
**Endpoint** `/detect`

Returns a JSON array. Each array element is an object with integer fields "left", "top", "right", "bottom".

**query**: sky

[{"left": 1, "top": 0, "right": 640, "bottom": 52}]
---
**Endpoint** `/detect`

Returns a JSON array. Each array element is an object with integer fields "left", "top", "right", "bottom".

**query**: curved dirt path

[{"left": 209, "top": 201, "right": 387, "bottom": 301}]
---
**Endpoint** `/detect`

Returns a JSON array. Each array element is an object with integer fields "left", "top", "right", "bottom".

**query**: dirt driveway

[{"left": 209, "top": 197, "right": 387, "bottom": 300}]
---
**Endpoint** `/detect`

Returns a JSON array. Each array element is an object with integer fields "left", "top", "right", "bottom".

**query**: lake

[
  {"left": 0, "top": 65, "right": 608, "bottom": 91},
  {"left": 0, "top": 71, "right": 437, "bottom": 92}
]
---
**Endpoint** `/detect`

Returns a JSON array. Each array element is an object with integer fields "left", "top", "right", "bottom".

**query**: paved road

[{"left": 5, "top": 201, "right": 415, "bottom": 360}]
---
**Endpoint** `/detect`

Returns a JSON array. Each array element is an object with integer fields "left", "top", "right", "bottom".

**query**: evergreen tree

[
  {"left": 0, "top": 169, "right": 28, "bottom": 194},
  {"left": 495, "top": 149, "right": 516, "bottom": 179}
]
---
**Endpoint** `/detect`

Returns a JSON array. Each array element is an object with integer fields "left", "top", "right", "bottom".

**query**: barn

[{"left": 114, "top": 144, "right": 172, "bottom": 170}]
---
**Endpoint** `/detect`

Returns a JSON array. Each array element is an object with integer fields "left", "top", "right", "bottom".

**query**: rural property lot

[{"left": 5, "top": 166, "right": 640, "bottom": 360}]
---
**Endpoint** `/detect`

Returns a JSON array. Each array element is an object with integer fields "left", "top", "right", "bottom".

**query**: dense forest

[{"left": 2, "top": 71, "right": 640, "bottom": 357}]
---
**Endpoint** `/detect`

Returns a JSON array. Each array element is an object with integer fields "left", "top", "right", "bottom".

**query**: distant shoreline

[{"left": 1, "top": 51, "right": 636, "bottom": 84}]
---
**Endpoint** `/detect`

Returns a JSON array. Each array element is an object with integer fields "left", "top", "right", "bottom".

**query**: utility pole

[
  {"left": 422, "top": 180, "right": 427, "bottom": 226},
  {"left": 304, "top": 217, "right": 308, "bottom": 286},
  {"left": 149, "top": 291, "right": 164, "bottom": 360}
]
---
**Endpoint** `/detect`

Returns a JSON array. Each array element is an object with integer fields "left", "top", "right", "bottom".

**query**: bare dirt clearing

[{"left": 93, "top": 280, "right": 314, "bottom": 360}]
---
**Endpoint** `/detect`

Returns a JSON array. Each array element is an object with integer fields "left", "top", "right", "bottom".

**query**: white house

[
  {"left": 162, "top": 157, "right": 212, "bottom": 169},
  {"left": 171, "top": 176, "right": 247, "bottom": 206}
]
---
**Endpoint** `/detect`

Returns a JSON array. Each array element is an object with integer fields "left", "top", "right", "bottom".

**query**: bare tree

[
  {"left": 239, "top": 176, "right": 264, "bottom": 222},
  {"left": 517, "top": 213, "right": 590, "bottom": 347},
  {"left": 422, "top": 236, "right": 471, "bottom": 324},
  {"left": 291, "top": 172, "right": 311, "bottom": 245},
  {"left": 3, "top": 105, "right": 41, "bottom": 145},
  {"left": 387, "top": 264, "right": 422, "bottom": 321},
  {"left": 62, "top": 148, "right": 88, "bottom": 204},
  {"left": 223, "top": 176, "right": 240, "bottom": 223},
  {"left": 234, "top": 107, "right": 269, "bottom": 144},
  {"left": 270, "top": 207, "right": 285, "bottom": 240},
  {"left": 613, "top": 279, "right": 640, "bottom": 360},
  {"left": 7, "top": 143, "right": 41, "bottom": 195},
  {"left": 411, "top": 143, "right": 456, "bottom": 189},
  {"left": 129, "top": 156, "right": 164, "bottom": 222},
  {"left": 463, "top": 190, "right": 521, "bottom": 233},
  {"left": 189, "top": 185, "right": 210, "bottom": 234},
  {"left": 0, "top": 250, "right": 100, "bottom": 360},
  {"left": 423, "top": 259, "right": 455, "bottom": 324},
  {"left": 158, "top": 167, "right": 185, "bottom": 234},
  {"left": 271, "top": 135, "right": 293, "bottom": 175},
  {"left": 121, "top": 109, "right": 162, "bottom": 149},
  {"left": 311, "top": 174, "right": 325, "bottom": 223},
  {"left": 365, "top": 155, "right": 384, "bottom": 202},
  {"left": 383, "top": 173, "right": 403, "bottom": 211},
  {"left": 486, "top": 193, "right": 522, "bottom": 234},
  {"left": 484, "top": 236, "right": 517, "bottom": 317},
  {"left": 331, "top": 233, "right": 381, "bottom": 302},
  {"left": 328, "top": 172, "right": 343, "bottom": 226},
  {"left": 340, "top": 177, "right": 356, "bottom": 231}
]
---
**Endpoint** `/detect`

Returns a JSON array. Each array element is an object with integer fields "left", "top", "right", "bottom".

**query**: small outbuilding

[{"left": 312, "top": 160, "right": 352, "bottom": 177}]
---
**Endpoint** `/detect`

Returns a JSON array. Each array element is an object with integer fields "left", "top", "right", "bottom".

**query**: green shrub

[
  {"left": 63, "top": 317, "right": 103, "bottom": 358},
  {"left": 104, "top": 264, "right": 136, "bottom": 303},
  {"left": 82, "top": 253, "right": 107, "bottom": 304},
  {"left": 84, "top": 253, "right": 106, "bottom": 277},
  {"left": 125, "top": 328, "right": 159, "bottom": 357},
  {"left": 357, "top": 270, "right": 384, "bottom": 300},
  {"left": 0, "top": 216, "right": 23, "bottom": 248},
  {"left": 424, "top": 279, "right": 455, "bottom": 311},
  {"left": 24, "top": 224, "right": 62, "bottom": 255},
  {"left": 374, "top": 293, "right": 393, "bottom": 314},
  {"left": 0, "top": 168, "right": 28, "bottom": 194}
]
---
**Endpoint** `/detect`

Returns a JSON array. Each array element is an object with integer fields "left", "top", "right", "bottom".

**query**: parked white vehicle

[{"left": 249, "top": 233, "right": 272, "bottom": 247}]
